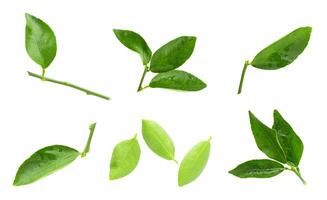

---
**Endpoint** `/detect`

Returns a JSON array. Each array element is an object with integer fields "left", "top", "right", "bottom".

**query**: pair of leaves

[
  {"left": 238, "top": 26, "right": 312, "bottom": 94},
  {"left": 114, "top": 29, "right": 206, "bottom": 91},
  {"left": 109, "top": 119, "right": 210, "bottom": 186},
  {"left": 229, "top": 111, "right": 305, "bottom": 184},
  {"left": 13, "top": 123, "right": 96, "bottom": 186}
]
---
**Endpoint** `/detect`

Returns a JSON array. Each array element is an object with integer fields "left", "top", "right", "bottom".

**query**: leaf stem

[
  {"left": 137, "top": 65, "right": 149, "bottom": 92},
  {"left": 81, "top": 123, "right": 96, "bottom": 157},
  {"left": 27, "top": 71, "right": 110, "bottom": 100},
  {"left": 237, "top": 60, "right": 250, "bottom": 94},
  {"left": 41, "top": 69, "right": 46, "bottom": 80},
  {"left": 292, "top": 167, "right": 306, "bottom": 185}
]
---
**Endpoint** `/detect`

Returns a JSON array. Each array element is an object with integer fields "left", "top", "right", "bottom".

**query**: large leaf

[
  {"left": 178, "top": 138, "right": 211, "bottom": 186},
  {"left": 109, "top": 135, "right": 141, "bottom": 180},
  {"left": 149, "top": 70, "right": 206, "bottom": 91},
  {"left": 249, "top": 111, "right": 286, "bottom": 163},
  {"left": 272, "top": 110, "right": 303, "bottom": 166},
  {"left": 229, "top": 159, "right": 284, "bottom": 178},
  {"left": 13, "top": 145, "right": 79, "bottom": 186},
  {"left": 25, "top": 13, "right": 57, "bottom": 69},
  {"left": 150, "top": 36, "right": 196, "bottom": 72},
  {"left": 251, "top": 27, "right": 311, "bottom": 70},
  {"left": 113, "top": 29, "right": 152, "bottom": 65},
  {"left": 142, "top": 119, "right": 176, "bottom": 161}
]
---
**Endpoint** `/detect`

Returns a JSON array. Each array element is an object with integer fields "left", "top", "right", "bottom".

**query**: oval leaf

[
  {"left": 249, "top": 111, "right": 286, "bottom": 163},
  {"left": 142, "top": 119, "right": 175, "bottom": 161},
  {"left": 149, "top": 70, "right": 206, "bottom": 91},
  {"left": 272, "top": 110, "right": 303, "bottom": 166},
  {"left": 251, "top": 27, "right": 311, "bottom": 70},
  {"left": 13, "top": 145, "right": 79, "bottom": 186},
  {"left": 25, "top": 13, "right": 57, "bottom": 69},
  {"left": 178, "top": 138, "right": 211, "bottom": 186},
  {"left": 109, "top": 135, "right": 141, "bottom": 180},
  {"left": 229, "top": 159, "right": 284, "bottom": 178},
  {"left": 113, "top": 29, "right": 152, "bottom": 65},
  {"left": 150, "top": 36, "right": 196, "bottom": 72}
]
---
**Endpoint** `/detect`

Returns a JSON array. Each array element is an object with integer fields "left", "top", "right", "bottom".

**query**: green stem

[
  {"left": 27, "top": 71, "right": 110, "bottom": 100},
  {"left": 81, "top": 123, "right": 96, "bottom": 157},
  {"left": 237, "top": 60, "right": 250, "bottom": 94},
  {"left": 292, "top": 167, "right": 306, "bottom": 185},
  {"left": 41, "top": 69, "right": 46, "bottom": 80},
  {"left": 137, "top": 66, "right": 149, "bottom": 92}
]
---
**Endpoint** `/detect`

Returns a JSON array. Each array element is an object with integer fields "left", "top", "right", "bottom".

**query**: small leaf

[
  {"left": 25, "top": 13, "right": 57, "bottom": 69},
  {"left": 142, "top": 119, "right": 175, "bottom": 161},
  {"left": 272, "top": 110, "right": 303, "bottom": 166},
  {"left": 150, "top": 36, "right": 196, "bottom": 72},
  {"left": 251, "top": 27, "right": 312, "bottom": 70},
  {"left": 178, "top": 138, "right": 211, "bottom": 186},
  {"left": 149, "top": 70, "right": 206, "bottom": 91},
  {"left": 13, "top": 145, "right": 79, "bottom": 186},
  {"left": 249, "top": 111, "right": 286, "bottom": 163},
  {"left": 229, "top": 159, "right": 284, "bottom": 178},
  {"left": 109, "top": 135, "right": 141, "bottom": 180},
  {"left": 113, "top": 29, "right": 152, "bottom": 65}
]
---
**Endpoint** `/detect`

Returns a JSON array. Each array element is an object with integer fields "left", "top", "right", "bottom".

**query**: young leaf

[
  {"left": 272, "top": 110, "right": 303, "bottom": 166},
  {"left": 229, "top": 159, "right": 284, "bottom": 178},
  {"left": 150, "top": 36, "right": 196, "bottom": 73},
  {"left": 142, "top": 119, "right": 176, "bottom": 161},
  {"left": 249, "top": 111, "right": 286, "bottom": 163},
  {"left": 113, "top": 29, "right": 152, "bottom": 65},
  {"left": 109, "top": 135, "right": 141, "bottom": 180},
  {"left": 149, "top": 70, "right": 206, "bottom": 91},
  {"left": 251, "top": 27, "right": 312, "bottom": 70},
  {"left": 25, "top": 13, "right": 57, "bottom": 69},
  {"left": 178, "top": 137, "right": 211, "bottom": 186},
  {"left": 13, "top": 145, "right": 79, "bottom": 186}
]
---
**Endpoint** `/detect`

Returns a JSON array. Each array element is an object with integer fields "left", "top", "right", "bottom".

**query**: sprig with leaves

[
  {"left": 113, "top": 29, "right": 207, "bottom": 92},
  {"left": 229, "top": 110, "right": 306, "bottom": 184}
]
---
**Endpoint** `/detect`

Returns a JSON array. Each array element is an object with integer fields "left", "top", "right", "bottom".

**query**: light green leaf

[
  {"left": 178, "top": 138, "right": 211, "bottom": 186},
  {"left": 229, "top": 159, "right": 284, "bottom": 178},
  {"left": 109, "top": 135, "right": 141, "bottom": 180},
  {"left": 251, "top": 27, "right": 312, "bottom": 70},
  {"left": 249, "top": 111, "right": 286, "bottom": 163},
  {"left": 272, "top": 110, "right": 303, "bottom": 166},
  {"left": 149, "top": 70, "right": 206, "bottom": 91},
  {"left": 142, "top": 119, "right": 176, "bottom": 161},
  {"left": 13, "top": 145, "right": 79, "bottom": 186},
  {"left": 150, "top": 36, "right": 196, "bottom": 72},
  {"left": 113, "top": 29, "right": 152, "bottom": 65},
  {"left": 25, "top": 13, "right": 57, "bottom": 69}
]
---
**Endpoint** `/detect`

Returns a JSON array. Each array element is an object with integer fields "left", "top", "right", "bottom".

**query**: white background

[{"left": 0, "top": 0, "right": 326, "bottom": 199}]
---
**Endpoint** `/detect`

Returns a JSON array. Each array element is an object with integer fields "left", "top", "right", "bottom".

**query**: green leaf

[
  {"left": 25, "top": 13, "right": 57, "bottom": 69},
  {"left": 251, "top": 27, "right": 311, "bottom": 70},
  {"left": 142, "top": 119, "right": 176, "bottom": 161},
  {"left": 113, "top": 29, "right": 152, "bottom": 65},
  {"left": 150, "top": 36, "right": 196, "bottom": 72},
  {"left": 109, "top": 135, "right": 141, "bottom": 180},
  {"left": 13, "top": 145, "right": 79, "bottom": 186},
  {"left": 249, "top": 111, "right": 286, "bottom": 163},
  {"left": 178, "top": 138, "right": 211, "bottom": 186},
  {"left": 149, "top": 70, "right": 206, "bottom": 91},
  {"left": 272, "top": 110, "right": 303, "bottom": 166},
  {"left": 229, "top": 159, "right": 284, "bottom": 178}
]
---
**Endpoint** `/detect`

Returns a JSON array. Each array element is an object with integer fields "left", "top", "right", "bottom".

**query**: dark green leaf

[
  {"left": 249, "top": 111, "right": 286, "bottom": 163},
  {"left": 25, "top": 13, "right": 57, "bottom": 69},
  {"left": 251, "top": 27, "right": 311, "bottom": 70},
  {"left": 178, "top": 138, "right": 211, "bottom": 186},
  {"left": 149, "top": 70, "right": 206, "bottom": 91},
  {"left": 109, "top": 135, "right": 141, "bottom": 180},
  {"left": 229, "top": 159, "right": 284, "bottom": 178},
  {"left": 13, "top": 145, "right": 79, "bottom": 186},
  {"left": 113, "top": 29, "right": 152, "bottom": 65},
  {"left": 273, "top": 110, "right": 303, "bottom": 166},
  {"left": 150, "top": 36, "right": 196, "bottom": 72}
]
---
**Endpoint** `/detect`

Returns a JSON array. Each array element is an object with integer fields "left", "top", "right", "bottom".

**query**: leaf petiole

[
  {"left": 81, "top": 123, "right": 96, "bottom": 157},
  {"left": 237, "top": 60, "right": 250, "bottom": 94},
  {"left": 137, "top": 65, "right": 149, "bottom": 92},
  {"left": 27, "top": 71, "right": 110, "bottom": 100}
]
